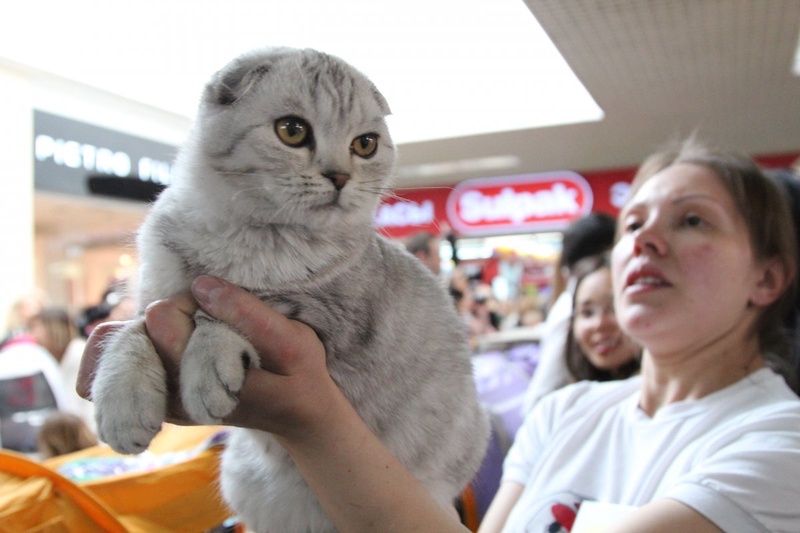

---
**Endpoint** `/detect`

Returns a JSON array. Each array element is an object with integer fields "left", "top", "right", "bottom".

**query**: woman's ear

[{"left": 749, "top": 257, "right": 795, "bottom": 307}]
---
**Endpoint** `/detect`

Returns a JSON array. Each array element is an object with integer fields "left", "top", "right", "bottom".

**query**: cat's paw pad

[{"left": 181, "top": 319, "right": 259, "bottom": 424}]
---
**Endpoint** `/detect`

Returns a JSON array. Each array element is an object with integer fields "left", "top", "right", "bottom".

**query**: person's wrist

[{"left": 275, "top": 376, "right": 354, "bottom": 448}]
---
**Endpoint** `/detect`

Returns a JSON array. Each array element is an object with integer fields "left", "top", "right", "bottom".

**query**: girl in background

[{"left": 566, "top": 255, "right": 641, "bottom": 383}]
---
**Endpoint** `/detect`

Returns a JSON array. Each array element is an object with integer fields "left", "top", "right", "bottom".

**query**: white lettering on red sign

[
  {"left": 459, "top": 184, "right": 578, "bottom": 224},
  {"left": 375, "top": 199, "right": 435, "bottom": 228},
  {"left": 446, "top": 172, "right": 593, "bottom": 235}
]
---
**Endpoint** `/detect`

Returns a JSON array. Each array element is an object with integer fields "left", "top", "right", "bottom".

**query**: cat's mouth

[{"left": 314, "top": 190, "right": 346, "bottom": 210}]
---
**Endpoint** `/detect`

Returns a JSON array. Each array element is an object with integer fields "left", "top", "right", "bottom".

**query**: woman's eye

[
  {"left": 275, "top": 117, "right": 312, "bottom": 147},
  {"left": 682, "top": 214, "right": 704, "bottom": 227},
  {"left": 623, "top": 218, "right": 642, "bottom": 233},
  {"left": 351, "top": 133, "right": 379, "bottom": 159}
]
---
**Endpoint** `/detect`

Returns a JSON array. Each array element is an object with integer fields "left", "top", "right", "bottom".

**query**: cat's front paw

[
  {"left": 92, "top": 320, "right": 168, "bottom": 454},
  {"left": 181, "top": 312, "right": 260, "bottom": 424}
]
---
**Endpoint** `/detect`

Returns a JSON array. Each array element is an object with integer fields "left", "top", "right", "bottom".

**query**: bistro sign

[{"left": 33, "top": 110, "right": 177, "bottom": 198}]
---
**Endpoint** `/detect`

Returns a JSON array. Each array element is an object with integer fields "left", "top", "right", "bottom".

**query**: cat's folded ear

[
  {"left": 371, "top": 87, "right": 392, "bottom": 117},
  {"left": 204, "top": 50, "right": 283, "bottom": 107}
]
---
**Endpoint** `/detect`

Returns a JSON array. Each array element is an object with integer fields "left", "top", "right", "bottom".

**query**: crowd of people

[
  {"left": 0, "top": 283, "right": 134, "bottom": 458},
  {"left": 3, "top": 141, "right": 800, "bottom": 531}
]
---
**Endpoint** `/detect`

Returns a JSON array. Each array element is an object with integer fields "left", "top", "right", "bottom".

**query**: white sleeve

[
  {"left": 665, "top": 416, "right": 800, "bottom": 533},
  {"left": 521, "top": 292, "right": 572, "bottom": 414},
  {"left": 0, "top": 344, "right": 70, "bottom": 411},
  {"left": 33, "top": 348, "right": 70, "bottom": 411},
  {"left": 501, "top": 388, "right": 569, "bottom": 485}
]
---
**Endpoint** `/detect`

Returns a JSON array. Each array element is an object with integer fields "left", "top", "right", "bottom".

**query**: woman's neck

[{"left": 637, "top": 332, "right": 764, "bottom": 417}]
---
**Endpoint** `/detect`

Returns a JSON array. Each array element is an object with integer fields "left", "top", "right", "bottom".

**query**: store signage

[
  {"left": 374, "top": 187, "right": 453, "bottom": 239},
  {"left": 445, "top": 172, "right": 593, "bottom": 235},
  {"left": 375, "top": 199, "right": 436, "bottom": 227},
  {"left": 33, "top": 110, "right": 177, "bottom": 198}
]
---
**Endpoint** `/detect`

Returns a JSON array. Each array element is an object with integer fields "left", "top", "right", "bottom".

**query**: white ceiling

[
  {"left": 397, "top": 0, "right": 800, "bottom": 187},
  {"left": 15, "top": 0, "right": 800, "bottom": 244},
  {"left": 2, "top": 0, "right": 604, "bottom": 145}
]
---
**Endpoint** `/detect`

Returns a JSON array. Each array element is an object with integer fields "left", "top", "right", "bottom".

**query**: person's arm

[
  {"left": 477, "top": 481, "right": 524, "bottom": 533},
  {"left": 520, "top": 292, "right": 573, "bottom": 413},
  {"left": 609, "top": 499, "right": 722, "bottom": 533},
  {"left": 78, "top": 276, "right": 468, "bottom": 533}
]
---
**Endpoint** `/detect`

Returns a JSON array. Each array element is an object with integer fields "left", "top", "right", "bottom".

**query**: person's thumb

[{"left": 191, "top": 276, "right": 323, "bottom": 376}]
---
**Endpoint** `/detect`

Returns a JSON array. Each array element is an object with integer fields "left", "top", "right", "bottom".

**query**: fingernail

[{"left": 192, "top": 276, "right": 226, "bottom": 306}]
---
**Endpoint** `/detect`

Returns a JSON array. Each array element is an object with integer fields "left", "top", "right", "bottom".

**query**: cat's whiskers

[
  {"left": 230, "top": 185, "right": 269, "bottom": 203},
  {"left": 355, "top": 179, "right": 398, "bottom": 200},
  {"left": 394, "top": 185, "right": 456, "bottom": 193},
  {"left": 216, "top": 169, "right": 266, "bottom": 179},
  {"left": 358, "top": 186, "right": 401, "bottom": 201}
]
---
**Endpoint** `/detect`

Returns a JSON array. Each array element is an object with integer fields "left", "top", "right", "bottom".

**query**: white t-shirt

[
  {"left": 59, "top": 337, "right": 96, "bottom": 433},
  {"left": 0, "top": 340, "right": 69, "bottom": 410},
  {"left": 520, "top": 290, "right": 572, "bottom": 413},
  {"left": 502, "top": 368, "right": 800, "bottom": 533}
]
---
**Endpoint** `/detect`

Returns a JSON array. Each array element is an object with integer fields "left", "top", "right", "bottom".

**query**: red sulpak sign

[
  {"left": 374, "top": 153, "right": 799, "bottom": 239},
  {"left": 445, "top": 171, "right": 593, "bottom": 235},
  {"left": 375, "top": 171, "right": 604, "bottom": 239}
]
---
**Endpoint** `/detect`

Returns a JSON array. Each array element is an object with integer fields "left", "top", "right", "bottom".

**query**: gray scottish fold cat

[{"left": 91, "top": 47, "right": 489, "bottom": 532}]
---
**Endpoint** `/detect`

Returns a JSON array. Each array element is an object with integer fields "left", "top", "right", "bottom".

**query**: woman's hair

[
  {"left": 2, "top": 290, "right": 47, "bottom": 337},
  {"left": 37, "top": 412, "right": 98, "bottom": 459},
  {"left": 30, "top": 308, "right": 75, "bottom": 361},
  {"left": 630, "top": 139, "right": 799, "bottom": 367},
  {"left": 548, "top": 213, "right": 617, "bottom": 309},
  {"left": 564, "top": 254, "right": 641, "bottom": 382}
]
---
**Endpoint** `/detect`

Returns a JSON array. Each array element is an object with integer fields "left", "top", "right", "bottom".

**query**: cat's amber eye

[
  {"left": 275, "top": 117, "right": 312, "bottom": 147},
  {"left": 351, "top": 134, "right": 379, "bottom": 159}
]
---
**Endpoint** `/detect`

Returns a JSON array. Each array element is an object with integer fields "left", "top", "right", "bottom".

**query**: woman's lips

[
  {"left": 624, "top": 266, "right": 671, "bottom": 291},
  {"left": 592, "top": 337, "right": 621, "bottom": 356}
]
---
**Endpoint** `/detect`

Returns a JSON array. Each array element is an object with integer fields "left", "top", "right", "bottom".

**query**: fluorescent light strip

[
  {"left": 0, "top": 0, "right": 604, "bottom": 144},
  {"left": 396, "top": 155, "right": 521, "bottom": 180},
  {"left": 793, "top": 27, "right": 800, "bottom": 76}
]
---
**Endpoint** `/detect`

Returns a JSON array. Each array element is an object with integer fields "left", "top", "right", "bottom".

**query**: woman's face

[
  {"left": 573, "top": 267, "right": 640, "bottom": 371},
  {"left": 611, "top": 163, "right": 766, "bottom": 356}
]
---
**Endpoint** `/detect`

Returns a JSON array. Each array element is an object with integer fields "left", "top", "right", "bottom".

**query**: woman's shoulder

[
  {"left": 729, "top": 368, "right": 800, "bottom": 421},
  {"left": 537, "top": 376, "right": 641, "bottom": 418}
]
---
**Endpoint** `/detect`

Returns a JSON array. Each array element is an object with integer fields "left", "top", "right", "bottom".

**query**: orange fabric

[
  {"left": 460, "top": 484, "right": 480, "bottom": 532},
  {"left": 1, "top": 425, "right": 235, "bottom": 532},
  {"left": 0, "top": 450, "right": 128, "bottom": 533}
]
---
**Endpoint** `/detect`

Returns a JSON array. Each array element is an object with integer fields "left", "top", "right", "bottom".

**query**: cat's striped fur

[{"left": 91, "top": 47, "right": 489, "bottom": 532}]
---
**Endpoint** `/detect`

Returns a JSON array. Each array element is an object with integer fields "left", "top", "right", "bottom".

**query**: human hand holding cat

[
  {"left": 79, "top": 276, "right": 337, "bottom": 439},
  {"left": 79, "top": 277, "right": 470, "bottom": 533}
]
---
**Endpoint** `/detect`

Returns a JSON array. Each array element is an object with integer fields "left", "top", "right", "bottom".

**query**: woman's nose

[
  {"left": 595, "top": 309, "right": 617, "bottom": 330},
  {"left": 632, "top": 222, "right": 667, "bottom": 257}
]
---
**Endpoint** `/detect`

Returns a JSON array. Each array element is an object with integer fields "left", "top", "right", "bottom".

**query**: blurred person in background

[
  {"left": 766, "top": 166, "right": 800, "bottom": 393},
  {"left": 37, "top": 411, "right": 98, "bottom": 459},
  {"left": 500, "top": 295, "right": 545, "bottom": 330},
  {"left": 76, "top": 303, "right": 113, "bottom": 339},
  {"left": 468, "top": 283, "right": 501, "bottom": 349},
  {"left": 28, "top": 308, "right": 95, "bottom": 433},
  {"left": 0, "top": 289, "right": 48, "bottom": 350},
  {"left": 522, "top": 212, "right": 617, "bottom": 412},
  {"left": 565, "top": 254, "right": 641, "bottom": 383},
  {"left": 75, "top": 283, "right": 137, "bottom": 339},
  {"left": 405, "top": 231, "right": 442, "bottom": 275},
  {"left": 0, "top": 319, "right": 68, "bottom": 453}
]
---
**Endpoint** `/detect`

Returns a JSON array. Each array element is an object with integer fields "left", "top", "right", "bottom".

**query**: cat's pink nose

[{"left": 323, "top": 171, "right": 351, "bottom": 191}]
